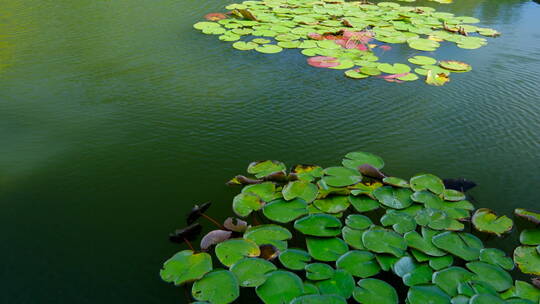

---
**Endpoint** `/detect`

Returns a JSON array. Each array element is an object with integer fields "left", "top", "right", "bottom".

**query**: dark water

[{"left": 1, "top": 0, "right": 539, "bottom": 302}]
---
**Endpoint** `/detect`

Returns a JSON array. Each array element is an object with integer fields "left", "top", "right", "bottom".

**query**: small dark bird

[{"left": 443, "top": 178, "right": 477, "bottom": 192}]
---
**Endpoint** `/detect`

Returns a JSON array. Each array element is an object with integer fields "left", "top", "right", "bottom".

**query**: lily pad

[
  {"left": 377, "top": 63, "right": 411, "bottom": 74},
  {"left": 373, "top": 186, "right": 413, "bottom": 209},
  {"left": 362, "top": 227, "right": 407, "bottom": 257},
  {"left": 263, "top": 198, "right": 309, "bottom": 223},
  {"left": 232, "top": 41, "right": 258, "bottom": 51},
  {"left": 244, "top": 224, "right": 292, "bottom": 251},
  {"left": 349, "top": 195, "right": 380, "bottom": 212},
  {"left": 501, "top": 280, "right": 540, "bottom": 302},
  {"left": 514, "top": 246, "right": 540, "bottom": 275},
  {"left": 479, "top": 248, "right": 514, "bottom": 270},
  {"left": 279, "top": 249, "right": 312, "bottom": 270},
  {"left": 410, "top": 173, "right": 445, "bottom": 194},
  {"left": 215, "top": 239, "right": 261, "bottom": 267},
  {"left": 439, "top": 60, "right": 471, "bottom": 71},
  {"left": 160, "top": 250, "right": 213, "bottom": 285},
  {"left": 432, "top": 231, "right": 484, "bottom": 261},
  {"left": 520, "top": 229, "right": 540, "bottom": 245},
  {"left": 305, "top": 263, "right": 335, "bottom": 281},
  {"left": 429, "top": 255, "right": 454, "bottom": 270},
  {"left": 353, "top": 278, "right": 398, "bottom": 304},
  {"left": 283, "top": 181, "right": 318, "bottom": 202},
  {"left": 515, "top": 208, "right": 540, "bottom": 224},
  {"left": 248, "top": 160, "right": 286, "bottom": 178},
  {"left": 342, "top": 151, "right": 385, "bottom": 170},
  {"left": 345, "top": 214, "right": 373, "bottom": 230},
  {"left": 342, "top": 226, "right": 366, "bottom": 250},
  {"left": 322, "top": 167, "right": 362, "bottom": 187},
  {"left": 256, "top": 271, "right": 305, "bottom": 304},
  {"left": 256, "top": 44, "right": 283, "bottom": 54},
  {"left": 314, "top": 196, "right": 351, "bottom": 214},
  {"left": 242, "top": 182, "right": 280, "bottom": 202},
  {"left": 408, "top": 55, "right": 437, "bottom": 65},
  {"left": 230, "top": 258, "right": 277, "bottom": 287},
  {"left": 336, "top": 250, "right": 380, "bottom": 278},
  {"left": 316, "top": 269, "right": 355, "bottom": 299},
  {"left": 192, "top": 270, "right": 239, "bottom": 304},
  {"left": 344, "top": 69, "right": 369, "bottom": 79},
  {"left": 233, "top": 193, "right": 264, "bottom": 217},
  {"left": 472, "top": 208, "right": 513, "bottom": 236},
  {"left": 294, "top": 214, "right": 342, "bottom": 237},
  {"left": 442, "top": 189, "right": 466, "bottom": 201},
  {"left": 382, "top": 177, "right": 410, "bottom": 188},
  {"left": 307, "top": 56, "right": 340, "bottom": 68},
  {"left": 405, "top": 227, "right": 447, "bottom": 256},
  {"left": 407, "top": 285, "right": 451, "bottom": 304},
  {"left": 381, "top": 210, "right": 417, "bottom": 234},
  {"left": 306, "top": 237, "right": 349, "bottom": 262},
  {"left": 466, "top": 261, "right": 513, "bottom": 292}
]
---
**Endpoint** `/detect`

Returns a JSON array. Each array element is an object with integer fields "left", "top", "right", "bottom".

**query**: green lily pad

[
  {"left": 242, "top": 182, "right": 280, "bottom": 202},
  {"left": 501, "top": 280, "right": 540, "bottom": 302},
  {"left": 466, "top": 261, "right": 513, "bottom": 292},
  {"left": 292, "top": 294, "right": 347, "bottom": 304},
  {"left": 433, "top": 266, "right": 475, "bottom": 296},
  {"left": 233, "top": 193, "right": 264, "bottom": 217},
  {"left": 263, "top": 198, "right": 309, "bottom": 223},
  {"left": 283, "top": 181, "right": 319, "bottom": 202},
  {"left": 305, "top": 263, "right": 335, "bottom": 281},
  {"left": 410, "top": 173, "right": 445, "bottom": 194},
  {"left": 291, "top": 164, "right": 324, "bottom": 182},
  {"left": 377, "top": 63, "right": 411, "bottom": 74},
  {"left": 215, "top": 239, "right": 260, "bottom": 267},
  {"left": 248, "top": 160, "right": 286, "bottom": 178},
  {"left": 232, "top": 41, "right": 258, "bottom": 51},
  {"left": 382, "top": 177, "right": 410, "bottom": 188},
  {"left": 160, "top": 250, "right": 213, "bottom": 285},
  {"left": 349, "top": 195, "right": 380, "bottom": 212},
  {"left": 514, "top": 246, "right": 540, "bottom": 275},
  {"left": 342, "top": 151, "right": 385, "bottom": 170},
  {"left": 336, "top": 250, "right": 380, "bottom": 278},
  {"left": 472, "top": 208, "right": 513, "bottom": 236},
  {"left": 342, "top": 226, "right": 366, "bottom": 250},
  {"left": 314, "top": 196, "right": 351, "bottom": 213},
  {"left": 407, "top": 38, "right": 440, "bottom": 51},
  {"left": 439, "top": 60, "right": 471, "bottom": 71},
  {"left": 520, "top": 229, "right": 540, "bottom": 245},
  {"left": 294, "top": 214, "right": 342, "bottom": 237},
  {"left": 432, "top": 231, "right": 484, "bottom": 261},
  {"left": 306, "top": 237, "right": 349, "bottom": 262},
  {"left": 408, "top": 55, "right": 437, "bottom": 65},
  {"left": 442, "top": 189, "right": 466, "bottom": 201},
  {"left": 345, "top": 214, "right": 373, "bottom": 230},
  {"left": 407, "top": 285, "right": 451, "bottom": 304},
  {"left": 429, "top": 255, "right": 454, "bottom": 270},
  {"left": 458, "top": 280, "right": 499, "bottom": 297},
  {"left": 252, "top": 38, "right": 271, "bottom": 44},
  {"left": 373, "top": 186, "right": 413, "bottom": 209},
  {"left": 405, "top": 227, "right": 447, "bottom": 256},
  {"left": 359, "top": 66, "right": 381, "bottom": 76},
  {"left": 256, "top": 44, "right": 283, "bottom": 54},
  {"left": 230, "top": 258, "right": 277, "bottom": 287},
  {"left": 362, "top": 227, "right": 407, "bottom": 257},
  {"left": 344, "top": 69, "right": 369, "bottom": 79},
  {"left": 479, "top": 248, "right": 514, "bottom": 270},
  {"left": 381, "top": 210, "right": 417, "bottom": 234},
  {"left": 316, "top": 269, "right": 355, "bottom": 299},
  {"left": 322, "top": 167, "right": 362, "bottom": 187},
  {"left": 353, "top": 278, "right": 398, "bottom": 304},
  {"left": 469, "top": 294, "right": 505, "bottom": 304},
  {"left": 192, "top": 270, "right": 239, "bottom": 304},
  {"left": 244, "top": 224, "right": 292, "bottom": 251},
  {"left": 415, "top": 208, "right": 460, "bottom": 231},
  {"left": 256, "top": 271, "right": 305, "bottom": 304},
  {"left": 515, "top": 208, "right": 540, "bottom": 224},
  {"left": 279, "top": 249, "right": 312, "bottom": 270}
]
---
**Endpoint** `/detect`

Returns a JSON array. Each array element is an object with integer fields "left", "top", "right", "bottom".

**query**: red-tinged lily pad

[
  {"left": 515, "top": 208, "right": 540, "bottom": 225},
  {"left": 307, "top": 56, "right": 340, "bottom": 68},
  {"left": 439, "top": 60, "right": 471, "bottom": 71},
  {"left": 204, "top": 13, "right": 227, "bottom": 21}
]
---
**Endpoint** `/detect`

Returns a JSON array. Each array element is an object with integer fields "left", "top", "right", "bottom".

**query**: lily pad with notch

[
  {"left": 230, "top": 257, "right": 277, "bottom": 287},
  {"left": 294, "top": 214, "right": 342, "bottom": 237}
]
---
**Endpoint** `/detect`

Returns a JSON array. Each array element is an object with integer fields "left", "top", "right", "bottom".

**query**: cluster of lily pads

[
  {"left": 193, "top": 0, "right": 500, "bottom": 85},
  {"left": 160, "top": 152, "right": 540, "bottom": 303}
]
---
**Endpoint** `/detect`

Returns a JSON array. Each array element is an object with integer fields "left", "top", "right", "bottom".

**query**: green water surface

[{"left": 0, "top": 0, "right": 539, "bottom": 302}]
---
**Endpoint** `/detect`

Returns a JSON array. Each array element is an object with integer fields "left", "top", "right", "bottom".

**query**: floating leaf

[
  {"left": 480, "top": 248, "right": 514, "bottom": 270},
  {"left": 373, "top": 186, "right": 413, "bottom": 209},
  {"left": 316, "top": 269, "right": 355, "bottom": 299},
  {"left": 345, "top": 214, "right": 373, "bottom": 230},
  {"left": 514, "top": 246, "right": 540, "bottom": 275},
  {"left": 283, "top": 181, "right": 318, "bottom": 202},
  {"left": 429, "top": 255, "right": 454, "bottom": 270},
  {"left": 342, "top": 151, "right": 385, "bottom": 170},
  {"left": 306, "top": 237, "right": 349, "bottom": 262},
  {"left": 230, "top": 258, "right": 277, "bottom": 287},
  {"left": 279, "top": 249, "right": 311, "bottom": 270},
  {"left": 256, "top": 44, "right": 283, "bottom": 54},
  {"left": 442, "top": 189, "right": 466, "bottom": 201},
  {"left": 515, "top": 208, "right": 540, "bottom": 225},
  {"left": 408, "top": 56, "right": 437, "bottom": 65},
  {"left": 382, "top": 177, "right": 410, "bottom": 188},
  {"left": 439, "top": 60, "right": 471, "bottom": 71},
  {"left": 223, "top": 217, "right": 248, "bottom": 232},
  {"left": 377, "top": 63, "right": 411, "bottom": 74},
  {"left": 233, "top": 193, "right": 264, "bottom": 217},
  {"left": 466, "top": 261, "right": 513, "bottom": 292},
  {"left": 353, "top": 278, "right": 398, "bottom": 304},
  {"left": 520, "top": 229, "right": 540, "bottom": 245},
  {"left": 407, "top": 285, "right": 451, "bottom": 304},
  {"left": 405, "top": 227, "right": 447, "bottom": 256},
  {"left": 432, "top": 231, "right": 483, "bottom": 261},
  {"left": 256, "top": 271, "right": 305, "bottom": 304},
  {"left": 192, "top": 270, "right": 239, "bottom": 304},
  {"left": 362, "top": 227, "right": 407, "bottom": 257},
  {"left": 322, "top": 167, "right": 362, "bottom": 187},
  {"left": 305, "top": 263, "right": 335, "bottom": 281},
  {"left": 294, "top": 214, "right": 342, "bottom": 237},
  {"left": 426, "top": 70, "right": 450, "bottom": 86},
  {"left": 248, "top": 160, "right": 286, "bottom": 178},
  {"left": 232, "top": 41, "right": 258, "bottom": 51},
  {"left": 160, "top": 250, "right": 213, "bottom": 285},
  {"left": 215, "top": 239, "right": 260, "bottom": 267},
  {"left": 290, "top": 294, "right": 347, "bottom": 304},
  {"left": 263, "top": 198, "right": 309, "bottom": 223},
  {"left": 336, "top": 250, "right": 380, "bottom": 278},
  {"left": 349, "top": 195, "right": 380, "bottom": 212},
  {"left": 200, "top": 230, "right": 232, "bottom": 250},
  {"left": 314, "top": 196, "right": 351, "bottom": 213},
  {"left": 242, "top": 182, "right": 279, "bottom": 202},
  {"left": 307, "top": 56, "right": 340, "bottom": 68},
  {"left": 410, "top": 173, "right": 445, "bottom": 194},
  {"left": 244, "top": 224, "right": 292, "bottom": 251},
  {"left": 472, "top": 208, "right": 513, "bottom": 236}
]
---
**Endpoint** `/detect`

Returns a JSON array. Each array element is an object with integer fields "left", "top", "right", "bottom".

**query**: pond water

[{"left": 1, "top": 0, "right": 539, "bottom": 302}]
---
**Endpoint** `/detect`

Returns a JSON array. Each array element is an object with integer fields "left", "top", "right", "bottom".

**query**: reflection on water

[{"left": 0, "top": 0, "right": 539, "bottom": 303}]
